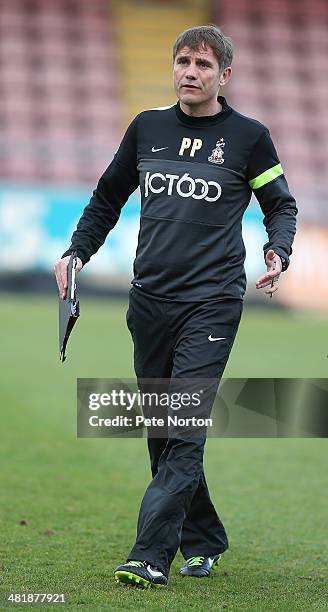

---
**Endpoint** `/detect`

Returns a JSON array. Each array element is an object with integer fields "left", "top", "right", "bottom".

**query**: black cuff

[
  {"left": 278, "top": 255, "right": 288, "bottom": 271},
  {"left": 263, "top": 246, "right": 290, "bottom": 271},
  {"left": 61, "top": 250, "right": 88, "bottom": 266}
]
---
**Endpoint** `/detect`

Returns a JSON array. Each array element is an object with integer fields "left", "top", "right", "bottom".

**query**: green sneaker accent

[
  {"left": 187, "top": 556, "right": 206, "bottom": 566},
  {"left": 179, "top": 554, "right": 222, "bottom": 577},
  {"left": 114, "top": 571, "right": 165, "bottom": 589},
  {"left": 114, "top": 560, "right": 168, "bottom": 588},
  {"left": 125, "top": 561, "right": 145, "bottom": 567},
  {"left": 212, "top": 555, "right": 222, "bottom": 571}
]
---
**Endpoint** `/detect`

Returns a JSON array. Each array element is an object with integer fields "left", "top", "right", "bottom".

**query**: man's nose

[{"left": 185, "top": 62, "right": 197, "bottom": 79}]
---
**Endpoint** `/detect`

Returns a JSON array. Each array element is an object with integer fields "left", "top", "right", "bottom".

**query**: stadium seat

[
  {"left": 216, "top": 0, "right": 328, "bottom": 213},
  {"left": 0, "top": 0, "right": 122, "bottom": 184}
]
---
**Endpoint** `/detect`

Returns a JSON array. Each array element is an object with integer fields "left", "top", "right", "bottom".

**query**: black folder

[{"left": 59, "top": 252, "right": 80, "bottom": 362}]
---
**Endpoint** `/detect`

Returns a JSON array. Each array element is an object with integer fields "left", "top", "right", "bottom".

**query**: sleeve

[
  {"left": 247, "top": 128, "right": 298, "bottom": 270},
  {"left": 62, "top": 115, "right": 140, "bottom": 265}
]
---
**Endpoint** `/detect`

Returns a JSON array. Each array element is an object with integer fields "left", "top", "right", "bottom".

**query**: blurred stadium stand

[
  {"left": 113, "top": 0, "right": 208, "bottom": 123},
  {"left": 0, "top": 0, "right": 121, "bottom": 185},
  {"left": 217, "top": 0, "right": 328, "bottom": 224},
  {"left": 215, "top": 0, "right": 328, "bottom": 309},
  {"left": 0, "top": 0, "right": 327, "bottom": 308}
]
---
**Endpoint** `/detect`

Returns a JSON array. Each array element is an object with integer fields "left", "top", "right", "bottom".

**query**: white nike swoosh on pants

[{"left": 208, "top": 335, "right": 226, "bottom": 342}]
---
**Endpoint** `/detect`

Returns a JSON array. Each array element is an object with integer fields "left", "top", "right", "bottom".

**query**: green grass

[{"left": 0, "top": 294, "right": 327, "bottom": 610}]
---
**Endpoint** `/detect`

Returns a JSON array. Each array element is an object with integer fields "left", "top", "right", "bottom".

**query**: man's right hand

[{"left": 54, "top": 255, "right": 83, "bottom": 299}]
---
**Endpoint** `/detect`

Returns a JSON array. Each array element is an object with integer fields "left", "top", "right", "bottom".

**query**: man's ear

[{"left": 219, "top": 67, "right": 232, "bottom": 86}]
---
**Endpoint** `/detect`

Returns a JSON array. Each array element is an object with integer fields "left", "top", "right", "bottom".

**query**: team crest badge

[{"left": 208, "top": 138, "right": 225, "bottom": 165}]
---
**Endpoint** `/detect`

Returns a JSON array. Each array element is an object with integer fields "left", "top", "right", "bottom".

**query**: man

[{"left": 54, "top": 25, "right": 297, "bottom": 589}]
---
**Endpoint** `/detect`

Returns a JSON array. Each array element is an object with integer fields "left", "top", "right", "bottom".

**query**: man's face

[{"left": 173, "top": 45, "right": 221, "bottom": 110}]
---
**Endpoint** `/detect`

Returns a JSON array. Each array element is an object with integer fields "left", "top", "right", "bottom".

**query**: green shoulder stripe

[{"left": 249, "top": 163, "right": 283, "bottom": 190}]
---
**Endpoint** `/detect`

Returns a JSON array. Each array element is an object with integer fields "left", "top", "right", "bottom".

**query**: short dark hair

[{"left": 173, "top": 24, "right": 234, "bottom": 72}]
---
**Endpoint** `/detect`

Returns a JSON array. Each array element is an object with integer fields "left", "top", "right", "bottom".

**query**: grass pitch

[{"left": 0, "top": 294, "right": 327, "bottom": 610}]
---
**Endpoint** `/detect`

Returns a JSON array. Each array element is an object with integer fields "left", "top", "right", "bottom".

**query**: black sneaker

[
  {"left": 114, "top": 560, "right": 168, "bottom": 589},
  {"left": 179, "top": 554, "right": 222, "bottom": 577}
]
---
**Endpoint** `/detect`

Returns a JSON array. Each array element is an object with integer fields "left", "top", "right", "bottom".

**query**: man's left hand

[{"left": 255, "top": 249, "right": 282, "bottom": 297}]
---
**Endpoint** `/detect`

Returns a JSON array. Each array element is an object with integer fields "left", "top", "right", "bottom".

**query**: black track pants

[{"left": 126, "top": 288, "right": 242, "bottom": 576}]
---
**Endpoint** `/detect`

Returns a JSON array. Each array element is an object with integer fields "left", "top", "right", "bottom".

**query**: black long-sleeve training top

[{"left": 63, "top": 96, "right": 297, "bottom": 301}]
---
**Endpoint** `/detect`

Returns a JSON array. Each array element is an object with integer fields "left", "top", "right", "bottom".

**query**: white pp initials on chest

[{"left": 178, "top": 138, "right": 203, "bottom": 157}]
